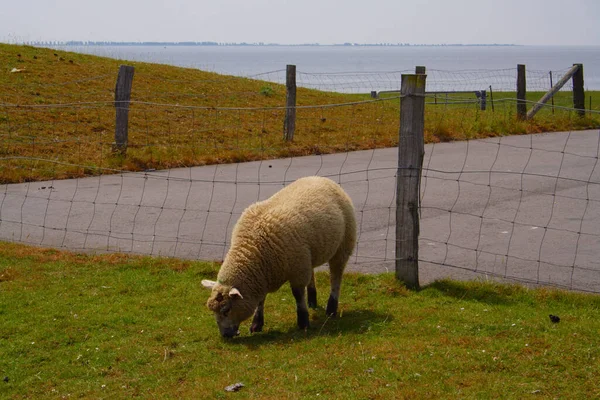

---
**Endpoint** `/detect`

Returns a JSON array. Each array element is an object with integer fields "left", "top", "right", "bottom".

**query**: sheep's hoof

[
  {"left": 297, "top": 309, "right": 310, "bottom": 330},
  {"left": 326, "top": 296, "right": 338, "bottom": 317},
  {"left": 250, "top": 314, "right": 264, "bottom": 333}
]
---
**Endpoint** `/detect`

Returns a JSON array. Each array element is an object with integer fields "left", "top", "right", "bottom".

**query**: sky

[{"left": 1, "top": 0, "right": 599, "bottom": 46}]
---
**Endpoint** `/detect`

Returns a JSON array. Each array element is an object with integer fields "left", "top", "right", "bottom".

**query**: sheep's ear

[
  {"left": 201, "top": 279, "right": 217, "bottom": 289},
  {"left": 229, "top": 287, "right": 244, "bottom": 299}
]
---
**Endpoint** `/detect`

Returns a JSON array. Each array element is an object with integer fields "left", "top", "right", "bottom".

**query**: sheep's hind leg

[
  {"left": 291, "top": 286, "right": 310, "bottom": 330},
  {"left": 327, "top": 249, "right": 350, "bottom": 317},
  {"left": 250, "top": 298, "right": 265, "bottom": 333},
  {"left": 307, "top": 271, "right": 318, "bottom": 309},
  {"left": 326, "top": 279, "right": 340, "bottom": 317}
]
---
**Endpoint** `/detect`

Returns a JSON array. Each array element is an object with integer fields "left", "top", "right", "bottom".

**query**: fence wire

[
  {"left": 1, "top": 65, "right": 600, "bottom": 293},
  {"left": 419, "top": 128, "right": 600, "bottom": 293},
  {"left": 248, "top": 67, "right": 580, "bottom": 94},
  {"left": 1, "top": 129, "right": 599, "bottom": 292}
]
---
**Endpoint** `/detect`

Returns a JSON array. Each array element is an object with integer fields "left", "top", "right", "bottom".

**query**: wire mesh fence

[
  {"left": 1, "top": 63, "right": 600, "bottom": 293},
  {"left": 0, "top": 98, "right": 399, "bottom": 184},
  {"left": 419, "top": 128, "right": 600, "bottom": 292},
  {"left": 248, "top": 67, "right": 580, "bottom": 94},
  {"left": 1, "top": 117, "right": 599, "bottom": 292}
]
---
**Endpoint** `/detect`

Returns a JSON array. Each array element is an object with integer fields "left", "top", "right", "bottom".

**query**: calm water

[{"left": 57, "top": 45, "right": 600, "bottom": 91}]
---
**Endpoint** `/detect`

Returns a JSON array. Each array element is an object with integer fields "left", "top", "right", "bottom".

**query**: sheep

[{"left": 202, "top": 176, "right": 356, "bottom": 338}]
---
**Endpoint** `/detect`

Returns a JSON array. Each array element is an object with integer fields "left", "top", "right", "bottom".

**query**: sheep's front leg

[
  {"left": 250, "top": 298, "right": 265, "bottom": 333},
  {"left": 291, "top": 286, "right": 310, "bottom": 330}
]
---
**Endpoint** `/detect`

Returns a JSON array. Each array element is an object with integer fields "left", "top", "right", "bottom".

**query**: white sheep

[{"left": 202, "top": 176, "right": 356, "bottom": 338}]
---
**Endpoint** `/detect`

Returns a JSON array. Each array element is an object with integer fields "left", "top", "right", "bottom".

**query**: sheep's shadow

[{"left": 232, "top": 308, "right": 393, "bottom": 347}]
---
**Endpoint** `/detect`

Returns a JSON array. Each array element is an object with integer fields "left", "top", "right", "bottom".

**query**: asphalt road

[{"left": 1, "top": 130, "right": 599, "bottom": 291}]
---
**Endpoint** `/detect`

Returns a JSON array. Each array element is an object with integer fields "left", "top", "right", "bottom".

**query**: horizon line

[{"left": 19, "top": 40, "right": 523, "bottom": 47}]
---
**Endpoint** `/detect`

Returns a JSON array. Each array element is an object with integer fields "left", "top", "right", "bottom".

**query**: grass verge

[{"left": 1, "top": 242, "right": 599, "bottom": 398}]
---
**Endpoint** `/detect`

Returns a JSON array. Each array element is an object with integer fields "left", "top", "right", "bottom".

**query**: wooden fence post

[
  {"left": 114, "top": 65, "right": 135, "bottom": 154},
  {"left": 396, "top": 73, "right": 426, "bottom": 290},
  {"left": 572, "top": 63, "right": 585, "bottom": 117},
  {"left": 283, "top": 64, "right": 297, "bottom": 141},
  {"left": 517, "top": 64, "right": 527, "bottom": 120}
]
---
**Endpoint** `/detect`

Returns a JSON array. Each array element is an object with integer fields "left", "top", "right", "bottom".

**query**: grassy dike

[{"left": 1, "top": 43, "right": 599, "bottom": 183}]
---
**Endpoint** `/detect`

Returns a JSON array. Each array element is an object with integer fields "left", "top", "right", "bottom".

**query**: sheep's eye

[{"left": 220, "top": 303, "right": 231, "bottom": 317}]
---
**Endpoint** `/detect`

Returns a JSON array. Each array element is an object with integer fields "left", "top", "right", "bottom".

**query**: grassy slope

[
  {"left": 1, "top": 43, "right": 599, "bottom": 183},
  {"left": 1, "top": 242, "right": 599, "bottom": 399}
]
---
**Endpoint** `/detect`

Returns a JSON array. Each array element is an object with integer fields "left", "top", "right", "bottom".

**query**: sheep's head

[{"left": 202, "top": 280, "right": 255, "bottom": 338}]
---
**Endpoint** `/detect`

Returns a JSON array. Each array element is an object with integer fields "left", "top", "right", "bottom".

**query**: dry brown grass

[{"left": 1, "top": 43, "right": 598, "bottom": 183}]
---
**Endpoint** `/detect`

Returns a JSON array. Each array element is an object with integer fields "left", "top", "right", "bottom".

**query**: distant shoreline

[{"left": 28, "top": 41, "right": 520, "bottom": 47}]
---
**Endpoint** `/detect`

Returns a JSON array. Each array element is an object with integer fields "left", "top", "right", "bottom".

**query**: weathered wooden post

[
  {"left": 114, "top": 65, "right": 135, "bottom": 154},
  {"left": 283, "top": 64, "right": 297, "bottom": 142},
  {"left": 572, "top": 63, "right": 585, "bottom": 117},
  {"left": 517, "top": 64, "right": 527, "bottom": 120},
  {"left": 396, "top": 73, "right": 426, "bottom": 290}
]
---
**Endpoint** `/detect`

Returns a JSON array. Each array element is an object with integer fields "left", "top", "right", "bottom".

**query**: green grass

[
  {"left": 1, "top": 43, "right": 599, "bottom": 184},
  {"left": 1, "top": 242, "right": 599, "bottom": 399}
]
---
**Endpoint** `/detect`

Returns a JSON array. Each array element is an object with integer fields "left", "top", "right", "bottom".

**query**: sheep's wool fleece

[{"left": 217, "top": 176, "right": 356, "bottom": 295}]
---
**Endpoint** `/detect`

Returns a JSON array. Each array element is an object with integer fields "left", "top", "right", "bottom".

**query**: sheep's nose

[{"left": 222, "top": 327, "right": 240, "bottom": 338}]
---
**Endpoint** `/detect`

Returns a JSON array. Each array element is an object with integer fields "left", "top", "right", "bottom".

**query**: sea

[{"left": 55, "top": 45, "right": 600, "bottom": 92}]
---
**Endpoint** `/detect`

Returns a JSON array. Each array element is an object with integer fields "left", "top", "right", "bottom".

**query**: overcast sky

[{"left": 2, "top": 0, "right": 599, "bottom": 46}]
